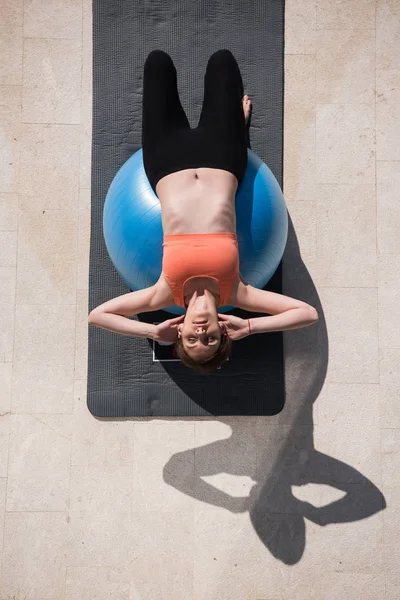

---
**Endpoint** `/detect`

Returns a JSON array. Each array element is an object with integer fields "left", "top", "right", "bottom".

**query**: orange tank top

[{"left": 162, "top": 233, "right": 239, "bottom": 308}]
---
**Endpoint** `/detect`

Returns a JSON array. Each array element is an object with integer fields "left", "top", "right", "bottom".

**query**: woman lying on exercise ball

[{"left": 89, "top": 49, "right": 318, "bottom": 372}]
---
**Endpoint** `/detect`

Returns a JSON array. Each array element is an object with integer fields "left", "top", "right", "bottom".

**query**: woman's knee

[
  {"left": 207, "top": 48, "right": 237, "bottom": 68},
  {"left": 144, "top": 49, "right": 175, "bottom": 72},
  {"left": 205, "top": 49, "right": 242, "bottom": 88}
]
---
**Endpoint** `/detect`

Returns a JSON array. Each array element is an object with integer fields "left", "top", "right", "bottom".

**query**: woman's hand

[
  {"left": 218, "top": 313, "right": 250, "bottom": 341},
  {"left": 153, "top": 315, "right": 185, "bottom": 344}
]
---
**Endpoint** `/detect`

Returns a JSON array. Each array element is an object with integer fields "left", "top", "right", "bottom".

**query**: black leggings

[{"left": 142, "top": 49, "right": 249, "bottom": 194}]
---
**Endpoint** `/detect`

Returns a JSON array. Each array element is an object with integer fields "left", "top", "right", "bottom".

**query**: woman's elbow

[
  {"left": 88, "top": 309, "right": 102, "bottom": 325},
  {"left": 306, "top": 306, "right": 319, "bottom": 323}
]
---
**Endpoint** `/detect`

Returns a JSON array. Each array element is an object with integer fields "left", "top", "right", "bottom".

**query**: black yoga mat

[{"left": 88, "top": 0, "right": 285, "bottom": 417}]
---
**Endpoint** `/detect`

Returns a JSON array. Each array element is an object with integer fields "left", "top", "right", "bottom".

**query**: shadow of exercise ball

[{"left": 103, "top": 148, "right": 288, "bottom": 315}]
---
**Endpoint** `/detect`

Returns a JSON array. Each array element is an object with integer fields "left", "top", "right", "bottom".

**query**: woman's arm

[
  {"left": 88, "top": 276, "right": 174, "bottom": 339},
  {"left": 248, "top": 307, "right": 318, "bottom": 334},
  {"left": 229, "top": 277, "right": 318, "bottom": 335}
]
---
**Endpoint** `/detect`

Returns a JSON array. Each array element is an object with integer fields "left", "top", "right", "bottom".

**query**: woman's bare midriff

[{"left": 155, "top": 167, "right": 239, "bottom": 235}]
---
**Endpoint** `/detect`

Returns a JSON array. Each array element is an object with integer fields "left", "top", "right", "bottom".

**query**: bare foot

[{"left": 242, "top": 95, "right": 251, "bottom": 124}]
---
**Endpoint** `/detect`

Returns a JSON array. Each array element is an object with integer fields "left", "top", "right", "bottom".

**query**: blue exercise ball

[{"left": 103, "top": 148, "right": 288, "bottom": 315}]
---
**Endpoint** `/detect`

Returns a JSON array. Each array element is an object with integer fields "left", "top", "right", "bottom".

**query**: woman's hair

[{"left": 174, "top": 330, "right": 232, "bottom": 373}]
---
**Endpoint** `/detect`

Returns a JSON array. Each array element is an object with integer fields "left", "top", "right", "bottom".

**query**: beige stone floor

[{"left": 0, "top": 0, "right": 399, "bottom": 598}]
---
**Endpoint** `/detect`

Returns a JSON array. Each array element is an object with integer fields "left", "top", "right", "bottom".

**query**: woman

[{"left": 89, "top": 49, "right": 318, "bottom": 372}]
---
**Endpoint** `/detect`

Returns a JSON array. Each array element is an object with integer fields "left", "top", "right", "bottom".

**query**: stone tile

[
  {"left": 267, "top": 570, "right": 386, "bottom": 600},
  {"left": 381, "top": 485, "right": 400, "bottom": 512},
  {"left": 285, "top": 0, "right": 316, "bottom": 55},
  {"left": 69, "top": 463, "right": 132, "bottom": 514},
  {"left": 256, "top": 425, "right": 320, "bottom": 530},
  {"left": 332, "top": 575, "right": 388, "bottom": 600},
  {"left": 381, "top": 428, "right": 400, "bottom": 488},
  {"left": 76, "top": 189, "right": 90, "bottom": 292},
  {"left": 377, "top": 161, "right": 400, "bottom": 254},
  {"left": 379, "top": 347, "right": 400, "bottom": 428},
  {"left": 316, "top": 103, "right": 375, "bottom": 184},
  {"left": 318, "top": 287, "right": 379, "bottom": 384},
  {"left": 0, "top": 0, "right": 23, "bottom": 28},
  {"left": 0, "top": 123, "right": 21, "bottom": 194},
  {"left": 0, "top": 414, "right": 10, "bottom": 478},
  {"left": 0, "top": 478, "right": 6, "bottom": 550},
  {"left": 71, "top": 380, "right": 134, "bottom": 466},
  {"left": 305, "top": 512, "right": 383, "bottom": 573},
  {"left": 0, "top": 267, "right": 16, "bottom": 363},
  {"left": 313, "top": 184, "right": 376, "bottom": 287},
  {"left": 78, "top": 185, "right": 91, "bottom": 213},
  {"left": 0, "top": 192, "right": 18, "bottom": 231},
  {"left": 376, "top": 69, "right": 400, "bottom": 161},
  {"left": 12, "top": 305, "right": 75, "bottom": 413},
  {"left": 387, "top": 584, "right": 400, "bottom": 600},
  {"left": 82, "top": 0, "right": 92, "bottom": 95},
  {"left": 22, "top": 38, "right": 81, "bottom": 124},
  {"left": 386, "top": 545, "right": 400, "bottom": 590},
  {"left": 0, "top": 231, "right": 17, "bottom": 267},
  {"left": 278, "top": 253, "right": 322, "bottom": 425},
  {"left": 317, "top": 383, "right": 379, "bottom": 425},
  {"left": 278, "top": 333, "right": 320, "bottom": 425},
  {"left": 66, "top": 566, "right": 131, "bottom": 600},
  {"left": 194, "top": 470, "right": 256, "bottom": 505},
  {"left": 0, "top": 27, "right": 23, "bottom": 85},
  {"left": 289, "top": 422, "right": 385, "bottom": 529},
  {"left": 194, "top": 509, "right": 260, "bottom": 600},
  {"left": 256, "top": 421, "right": 295, "bottom": 483},
  {"left": 316, "top": 0, "right": 375, "bottom": 30},
  {"left": 314, "top": 417, "right": 381, "bottom": 485},
  {"left": 381, "top": 439, "right": 400, "bottom": 589},
  {"left": 283, "top": 111, "right": 315, "bottom": 205},
  {"left": 79, "top": 111, "right": 92, "bottom": 189},
  {"left": 74, "top": 288, "right": 88, "bottom": 379},
  {"left": 0, "top": 362, "right": 13, "bottom": 414},
  {"left": 0, "top": 88, "right": 21, "bottom": 198},
  {"left": 291, "top": 481, "right": 348, "bottom": 508},
  {"left": 193, "top": 418, "right": 258, "bottom": 513},
  {"left": 16, "top": 205, "right": 78, "bottom": 305},
  {"left": 129, "top": 510, "right": 194, "bottom": 600},
  {"left": 195, "top": 419, "right": 256, "bottom": 455},
  {"left": 1, "top": 512, "right": 68, "bottom": 600},
  {"left": 284, "top": 54, "right": 316, "bottom": 112},
  {"left": 254, "top": 554, "right": 293, "bottom": 600},
  {"left": 132, "top": 420, "right": 195, "bottom": 512},
  {"left": 316, "top": 29, "right": 375, "bottom": 105},
  {"left": 378, "top": 254, "right": 400, "bottom": 348},
  {"left": 24, "top": 0, "right": 82, "bottom": 40},
  {"left": 74, "top": 349, "right": 88, "bottom": 382},
  {"left": 378, "top": 251, "right": 400, "bottom": 287},
  {"left": 376, "top": 0, "right": 400, "bottom": 71},
  {"left": 80, "top": 0, "right": 92, "bottom": 190},
  {"left": 18, "top": 124, "right": 80, "bottom": 211},
  {"left": 0, "top": 84, "right": 22, "bottom": 124},
  {"left": 386, "top": 557, "right": 400, "bottom": 591},
  {"left": 283, "top": 55, "right": 316, "bottom": 204},
  {"left": 286, "top": 201, "right": 317, "bottom": 264},
  {"left": 67, "top": 511, "right": 133, "bottom": 567},
  {"left": 7, "top": 414, "right": 71, "bottom": 511}
]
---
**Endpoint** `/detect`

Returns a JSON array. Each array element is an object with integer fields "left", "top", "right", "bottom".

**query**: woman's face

[{"left": 178, "top": 290, "right": 223, "bottom": 361}]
